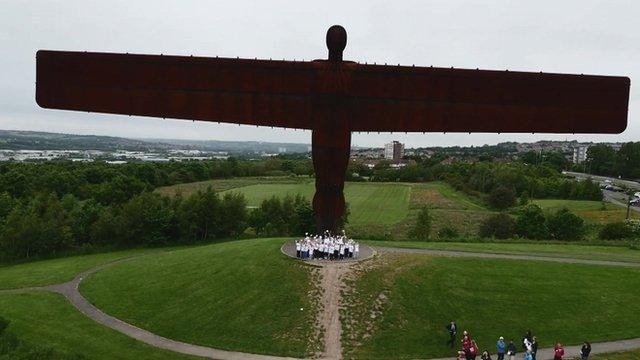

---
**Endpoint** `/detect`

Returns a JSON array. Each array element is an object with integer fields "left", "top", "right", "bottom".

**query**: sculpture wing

[
  {"left": 347, "top": 64, "right": 630, "bottom": 133},
  {"left": 36, "top": 50, "right": 316, "bottom": 129}
]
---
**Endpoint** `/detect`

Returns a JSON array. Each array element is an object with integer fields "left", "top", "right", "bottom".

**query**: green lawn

[
  {"left": 366, "top": 241, "right": 640, "bottom": 264},
  {"left": 80, "top": 238, "right": 318, "bottom": 358},
  {"left": 222, "top": 181, "right": 412, "bottom": 227},
  {"left": 0, "top": 292, "right": 195, "bottom": 359},
  {"left": 342, "top": 253, "right": 640, "bottom": 359},
  {"left": 0, "top": 248, "right": 154, "bottom": 290},
  {"left": 593, "top": 349, "right": 640, "bottom": 360},
  {"left": 532, "top": 199, "right": 639, "bottom": 224}
]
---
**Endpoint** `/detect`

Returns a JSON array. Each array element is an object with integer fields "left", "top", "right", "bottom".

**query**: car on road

[{"left": 630, "top": 198, "right": 640, "bottom": 207}]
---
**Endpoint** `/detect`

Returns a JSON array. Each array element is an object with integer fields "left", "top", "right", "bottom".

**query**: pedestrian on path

[
  {"left": 446, "top": 321, "right": 457, "bottom": 348},
  {"left": 580, "top": 342, "right": 591, "bottom": 360},
  {"left": 507, "top": 340, "right": 517, "bottom": 360},
  {"left": 496, "top": 337, "right": 506, "bottom": 360},
  {"left": 531, "top": 336, "right": 538, "bottom": 360},
  {"left": 481, "top": 350, "right": 492, "bottom": 360},
  {"left": 554, "top": 343, "right": 565, "bottom": 360},
  {"left": 524, "top": 350, "right": 533, "bottom": 360}
]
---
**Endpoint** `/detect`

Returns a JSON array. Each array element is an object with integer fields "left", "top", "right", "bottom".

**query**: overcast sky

[{"left": 0, "top": 0, "right": 638, "bottom": 147}]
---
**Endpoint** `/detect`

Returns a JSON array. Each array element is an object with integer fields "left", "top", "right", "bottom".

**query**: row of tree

[
  {"left": 0, "top": 157, "right": 313, "bottom": 203},
  {"left": 584, "top": 142, "right": 640, "bottom": 179},
  {"left": 0, "top": 188, "right": 248, "bottom": 262},
  {"left": 0, "top": 186, "right": 329, "bottom": 263}
]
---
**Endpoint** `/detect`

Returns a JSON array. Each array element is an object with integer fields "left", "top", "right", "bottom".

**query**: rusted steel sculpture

[{"left": 36, "top": 25, "right": 630, "bottom": 233}]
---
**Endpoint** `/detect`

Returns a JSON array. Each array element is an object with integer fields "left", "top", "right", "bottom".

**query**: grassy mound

[
  {"left": 342, "top": 253, "right": 640, "bottom": 359},
  {"left": 0, "top": 248, "right": 155, "bottom": 290},
  {"left": 0, "top": 292, "right": 195, "bottom": 359},
  {"left": 80, "top": 238, "right": 318, "bottom": 358}
]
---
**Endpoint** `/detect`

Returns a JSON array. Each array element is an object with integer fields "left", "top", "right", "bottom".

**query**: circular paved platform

[{"left": 281, "top": 240, "right": 375, "bottom": 263}]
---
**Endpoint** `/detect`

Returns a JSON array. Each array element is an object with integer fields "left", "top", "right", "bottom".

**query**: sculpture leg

[{"left": 312, "top": 127, "right": 351, "bottom": 234}]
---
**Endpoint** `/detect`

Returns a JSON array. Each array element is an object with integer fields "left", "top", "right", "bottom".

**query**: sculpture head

[{"left": 326, "top": 25, "right": 347, "bottom": 62}]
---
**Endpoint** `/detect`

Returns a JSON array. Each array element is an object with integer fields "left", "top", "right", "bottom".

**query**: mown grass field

[
  {"left": 156, "top": 177, "right": 633, "bottom": 240},
  {"left": 532, "top": 199, "right": 639, "bottom": 224},
  {"left": 80, "top": 238, "right": 318, "bottom": 358},
  {"left": 342, "top": 253, "right": 640, "bottom": 359},
  {"left": 0, "top": 248, "right": 155, "bottom": 290},
  {"left": 154, "top": 176, "right": 310, "bottom": 197},
  {"left": 0, "top": 292, "right": 195, "bottom": 359}
]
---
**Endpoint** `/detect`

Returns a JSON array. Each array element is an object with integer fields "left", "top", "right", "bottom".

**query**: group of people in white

[{"left": 295, "top": 231, "right": 360, "bottom": 261}]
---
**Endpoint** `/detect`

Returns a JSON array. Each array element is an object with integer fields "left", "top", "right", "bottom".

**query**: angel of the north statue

[{"left": 35, "top": 25, "right": 630, "bottom": 233}]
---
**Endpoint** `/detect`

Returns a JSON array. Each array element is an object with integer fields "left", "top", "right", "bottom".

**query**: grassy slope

[
  {"left": 0, "top": 292, "right": 195, "bottom": 359},
  {"left": 80, "top": 238, "right": 317, "bottom": 358},
  {"left": 532, "top": 199, "right": 640, "bottom": 224},
  {"left": 365, "top": 241, "right": 640, "bottom": 263},
  {"left": 593, "top": 349, "right": 640, "bottom": 360},
  {"left": 343, "top": 253, "right": 640, "bottom": 359},
  {"left": 0, "top": 248, "right": 155, "bottom": 290}
]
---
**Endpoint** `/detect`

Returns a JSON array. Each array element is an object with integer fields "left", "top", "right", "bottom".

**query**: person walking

[
  {"left": 554, "top": 343, "right": 565, "bottom": 360},
  {"left": 580, "top": 342, "right": 591, "bottom": 360},
  {"left": 446, "top": 321, "right": 457, "bottom": 348},
  {"left": 524, "top": 350, "right": 533, "bottom": 360},
  {"left": 507, "top": 340, "right": 517, "bottom": 360},
  {"left": 481, "top": 350, "right": 492, "bottom": 360},
  {"left": 531, "top": 336, "right": 538, "bottom": 360},
  {"left": 466, "top": 339, "right": 479, "bottom": 360},
  {"left": 496, "top": 337, "right": 506, "bottom": 360}
]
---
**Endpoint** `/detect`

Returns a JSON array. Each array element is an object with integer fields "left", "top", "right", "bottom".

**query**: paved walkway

[{"left": 2, "top": 246, "right": 640, "bottom": 359}]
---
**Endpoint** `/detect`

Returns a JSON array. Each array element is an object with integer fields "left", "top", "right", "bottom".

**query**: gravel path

[
  {"left": 315, "top": 262, "right": 351, "bottom": 360},
  {"left": 1, "top": 246, "right": 640, "bottom": 359}
]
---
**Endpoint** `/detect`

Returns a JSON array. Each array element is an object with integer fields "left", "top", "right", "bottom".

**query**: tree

[
  {"left": 409, "top": 206, "right": 432, "bottom": 240},
  {"left": 546, "top": 208, "right": 584, "bottom": 240},
  {"left": 119, "top": 192, "right": 178, "bottom": 246},
  {"left": 177, "top": 187, "right": 222, "bottom": 243},
  {"left": 516, "top": 204, "right": 549, "bottom": 239},
  {"left": 218, "top": 192, "right": 248, "bottom": 237},
  {"left": 488, "top": 186, "right": 517, "bottom": 210},
  {"left": 615, "top": 142, "right": 640, "bottom": 179},
  {"left": 0, "top": 193, "right": 74, "bottom": 260},
  {"left": 586, "top": 144, "right": 617, "bottom": 175},
  {"left": 479, "top": 213, "right": 516, "bottom": 239}
]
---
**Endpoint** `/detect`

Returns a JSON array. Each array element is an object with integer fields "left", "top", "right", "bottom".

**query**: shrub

[
  {"left": 488, "top": 186, "right": 517, "bottom": 210},
  {"left": 479, "top": 213, "right": 516, "bottom": 239},
  {"left": 516, "top": 204, "right": 549, "bottom": 239},
  {"left": 438, "top": 226, "right": 459, "bottom": 239},
  {"left": 409, "top": 206, "right": 432, "bottom": 240},
  {"left": 599, "top": 222, "right": 634, "bottom": 240},
  {"left": 547, "top": 208, "right": 584, "bottom": 240},
  {"left": 0, "top": 316, "right": 8, "bottom": 335}
]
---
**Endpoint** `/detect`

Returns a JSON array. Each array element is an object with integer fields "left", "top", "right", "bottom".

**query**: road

[
  {"left": 563, "top": 171, "right": 640, "bottom": 213},
  {"left": 563, "top": 171, "right": 640, "bottom": 190}
]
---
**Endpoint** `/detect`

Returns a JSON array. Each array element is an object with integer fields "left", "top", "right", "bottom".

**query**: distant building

[
  {"left": 573, "top": 145, "right": 589, "bottom": 164},
  {"left": 384, "top": 141, "right": 404, "bottom": 162}
]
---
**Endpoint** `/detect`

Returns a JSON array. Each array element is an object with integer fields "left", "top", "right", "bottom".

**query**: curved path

[{"left": 1, "top": 246, "right": 640, "bottom": 360}]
